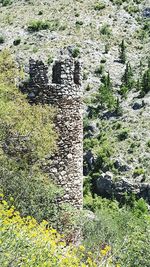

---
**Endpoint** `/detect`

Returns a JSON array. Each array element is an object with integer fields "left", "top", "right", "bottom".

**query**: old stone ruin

[{"left": 21, "top": 53, "right": 83, "bottom": 210}]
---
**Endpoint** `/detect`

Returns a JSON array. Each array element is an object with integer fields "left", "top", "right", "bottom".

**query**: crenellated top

[
  {"left": 52, "top": 57, "right": 82, "bottom": 86},
  {"left": 26, "top": 55, "right": 82, "bottom": 102}
]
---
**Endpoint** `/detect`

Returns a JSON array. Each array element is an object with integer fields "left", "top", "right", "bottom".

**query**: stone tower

[{"left": 25, "top": 54, "right": 83, "bottom": 209}]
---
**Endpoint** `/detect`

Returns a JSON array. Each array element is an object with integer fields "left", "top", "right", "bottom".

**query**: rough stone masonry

[{"left": 22, "top": 53, "right": 83, "bottom": 209}]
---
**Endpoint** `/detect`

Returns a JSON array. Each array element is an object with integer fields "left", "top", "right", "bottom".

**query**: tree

[
  {"left": 141, "top": 66, "right": 150, "bottom": 95},
  {"left": 119, "top": 39, "right": 126, "bottom": 64},
  {"left": 120, "top": 62, "right": 134, "bottom": 96},
  {"left": 0, "top": 49, "right": 61, "bottom": 226}
]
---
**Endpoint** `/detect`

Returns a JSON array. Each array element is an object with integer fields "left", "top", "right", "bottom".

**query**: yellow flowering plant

[{"left": 0, "top": 197, "right": 118, "bottom": 267}]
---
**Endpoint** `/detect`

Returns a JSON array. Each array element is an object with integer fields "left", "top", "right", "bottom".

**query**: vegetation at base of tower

[
  {"left": 0, "top": 197, "right": 104, "bottom": 267},
  {"left": 1, "top": 194, "right": 150, "bottom": 267},
  {"left": 83, "top": 193, "right": 150, "bottom": 267}
]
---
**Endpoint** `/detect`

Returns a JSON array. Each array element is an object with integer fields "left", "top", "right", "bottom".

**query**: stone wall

[{"left": 22, "top": 54, "right": 83, "bottom": 209}]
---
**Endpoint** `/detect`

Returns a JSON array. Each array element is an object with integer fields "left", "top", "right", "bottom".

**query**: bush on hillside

[
  {"left": 27, "top": 19, "right": 59, "bottom": 32},
  {"left": 0, "top": 198, "right": 117, "bottom": 267},
  {"left": 83, "top": 194, "right": 150, "bottom": 267}
]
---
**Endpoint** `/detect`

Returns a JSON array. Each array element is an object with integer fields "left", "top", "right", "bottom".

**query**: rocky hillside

[{"left": 0, "top": 0, "right": 150, "bottom": 202}]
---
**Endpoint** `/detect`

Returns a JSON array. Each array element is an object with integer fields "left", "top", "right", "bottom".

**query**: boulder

[
  {"left": 132, "top": 100, "right": 145, "bottom": 110},
  {"left": 114, "top": 159, "right": 131, "bottom": 172},
  {"left": 83, "top": 150, "right": 95, "bottom": 176},
  {"left": 95, "top": 173, "right": 150, "bottom": 203},
  {"left": 96, "top": 172, "right": 114, "bottom": 198}
]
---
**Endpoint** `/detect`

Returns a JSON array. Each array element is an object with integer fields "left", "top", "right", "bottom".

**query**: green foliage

[
  {"left": 100, "top": 23, "right": 112, "bottom": 36},
  {"left": 0, "top": 0, "right": 12, "bottom": 6},
  {"left": 0, "top": 36, "right": 5, "bottom": 44},
  {"left": 13, "top": 37, "right": 21, "bottom": 46},
  {"left": 0, "top": 50, "right": 57, "bottom": 160},
  {"left": 94, "top": 83, "right": 116, "bottom": 111},
  {"left": 104, "top": 43, "right": 110, "bottom": 53},
  {"left": 120, "top": 62, "right": 134, "bottom": 96},
  {"left": 75, "top": 20, "right": 83, "bottom": 26},
  {"left": 136, "top": 20, "right": 150, "bottom": 40},
  {"left": 115, "top": 97, "right": 123, "bottom": 116},
  {"left": 125, "top": 4, "right": 139, "bottom": 15},
  {"left": 0, "top": 199, "right": 103, "bottom": 267},
  {"left": 72, "top": 47, "right": 80, "bottom": 58},
  {"left": 84, "top": 138, "right": 99, "bottom": 151},
  {"left": 119, "top": 39, "right": 126, "bottom": 64},
  {"left": 93, "top": 2, "right": 106, "bottom": 11},
  {"left": 141, "top": 65, "right": 150, "bottom": 95},
  {"left": 83, "top": 195, "right": 150, "bottom": 267},
  {"left": 146, "top": 140, "right": 150, "bottom": 148},
  {"left": 0, "top": 49, "right": 60, "bottom": 228},
  {"left": 0, "top": 155, "right": 62, "bottom": 225},
  {"left": 136, "top": 62, "right": 150, "bottom": 96},
  {"left": 47, "top": 55, "right": 53, "bottom": 65},
  {"left": 0, "top": 49, "right": 18, "bottom": 84},
  {"left": 133, "top": 167, "right": 145, "bottom": 177},
  {"left": 117, "top": 128, "right": 129, "bottom": 141},
  {"left": 94, "top": 64, "right": 104, "bottom": 76},
  {"left": 110, "top": 0, "right": 124, "bottom": 5},
  {"left": 94, "top": 140, "right": 114, "bottom": 170},
  {"left": 27, "top": 19, "right": 59, "bottom": 32}
]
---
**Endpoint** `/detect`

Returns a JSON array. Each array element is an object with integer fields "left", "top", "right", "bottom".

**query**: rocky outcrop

[{"left": 96, "top": 172, "right": 150, "bottom": 204}]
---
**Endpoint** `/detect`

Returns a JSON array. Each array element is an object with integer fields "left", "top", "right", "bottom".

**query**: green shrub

[
  {"left": 75, "top": 20, "right": 83, "bottom": 26},
  {"left": 125, "top": 4, "right": 139, "bottom": 15},
  {"left": 27, "top": 19, "right": 59, "bottom": 32},
  {"left": 141, "top": 66, "right": 150, "bottom": 95},
  {"left": 100, "top": 58, "right": 106, "bottom": 63},
  {"left": 93, "top": 77, "right": 116, "bottom": 111},
  {"left": 0, "top": 157, "right": 62, "bottom": 225},
  {"left": 47, "top": 55, "right": 53, "bottom": 65},
  {"left": 0, "top": 36, "right": 5, "bottom": 44},
  {"left": 104, "top": 43, "right": 110, "bottom": 53},
  {"left": 119, "top": 39, "right": 126, "bottom": 64},
  {"left": 120, "top": 62, "right": 134, "bottom": 96},
  {"left": 93, "top": 2, "right": 106, "bottom": 11},
  {"left": 38, "top": 10, "right": 43, "bottom": 15},
  {"left": 0, "top": 199, "right": 103, "bottom": 267},
  {"left": 0, "top": 0, "right": 12, "bottom": 6},
  {"left": 94, "top": 140, "right": 114, "bottom": 170},
  {"left": 118, "top": 129, "right": 129, "bottom": 141},
  {"left": 146, "top": 140, "right": 150, "bottom": 148},
  {"left": 72, "top": 47, "right": 80, "bottom": 58},
  {"left": 100, "top": 24, "right": 112, "bottom": 36},
  {"left": 133, "top": 168, "right": 145, "bottom": 177},
  {"left": 0, "top": 49, "right": 58, "bottom": 226},
  {"left": 85, "top": 83, "right": 91, "bottom": 91},
  {"left": 13, "top": 38, "right": 21, "bottom": 46},
  {"left": 83, "top": 195, "right": 150, "bottom": 267},
  {"left": 95, "top": 64, "right": 104, "bottom": 76},
  {"left": 110, "top": 0, "right": 124, "bottom": 5}
]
